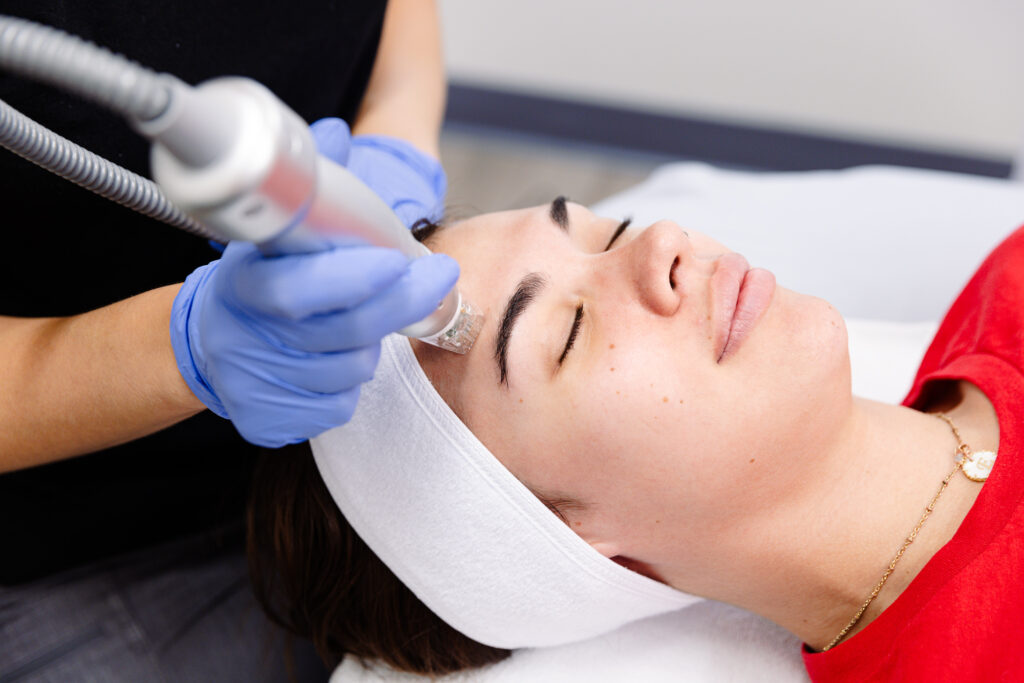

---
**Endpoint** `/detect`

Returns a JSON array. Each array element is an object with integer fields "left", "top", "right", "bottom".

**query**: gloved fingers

[
  {"left": 231, "top": 246, "right": 413, "bottom": 320},
  {"left": 227, "top": 385, "right": 363, "bottom": 448},
  {"left": 348, "top": 135, "right": 447, "bottom": 229},
  {"left": 310, "top": 117, "right": 353, "bottom": 166},
  {"left": 249, "top": 343, "right": 382, "bottom": 395},
  {"left": 268, "top": 253, "right": 460, "bottom": 352}
]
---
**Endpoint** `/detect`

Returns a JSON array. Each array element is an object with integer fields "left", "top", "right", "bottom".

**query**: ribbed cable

[
  {"left": 0, "top": 14, "right": 171, "bottom": 121},
  {"left": 0, "top": 98, "right": 214, "bottom": 238}
]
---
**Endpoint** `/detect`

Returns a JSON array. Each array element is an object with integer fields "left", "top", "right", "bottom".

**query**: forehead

[
  {"left": 439, "top": 204, "right": 556, "bottom": 297},
  {"left": 429, "top": 201, "right": 615, "bottom": 285},
  {"left": 430, "top": 204, "right": 569, "bottom": 317},
  {"left": 414, "top": 205, "right": 571, "bottom": 421},
  {"left": 431, "top": 204, "right": 554, "bottom": 261}
]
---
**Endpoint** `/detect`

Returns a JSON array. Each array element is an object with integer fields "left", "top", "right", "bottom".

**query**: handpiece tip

[{"left": 427, "top": 301, "right": 483, "bottom": 354}]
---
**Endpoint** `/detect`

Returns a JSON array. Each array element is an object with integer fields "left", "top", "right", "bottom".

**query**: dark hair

[
  {"left": 246, "top": 443, "right": 511, "bottom": 676},
  {"left": 246, "top": 213, "right": 509, "bottom": 676},
  {"left": 410, "top": 216, "right": 445, "bottom": 243},
  {"left": 246, "top": 217, "right": 589, "bottom": 675}
]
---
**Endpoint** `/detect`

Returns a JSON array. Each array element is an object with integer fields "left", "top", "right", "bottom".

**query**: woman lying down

[
  {"left": 246, "top": 4, "right": 1019, "bottom": 678},
  {"left": 249, "top": 198, "right": 1022, "bottom": 680}
]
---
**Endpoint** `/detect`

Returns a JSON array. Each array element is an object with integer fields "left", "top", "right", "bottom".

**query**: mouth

[{"left": 711, "top": 253, "right": 776, "bottom": 363}]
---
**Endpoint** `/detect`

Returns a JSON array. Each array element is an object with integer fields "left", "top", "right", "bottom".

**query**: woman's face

[{"left": 414, "top": 200, "right": 851, "bottom": 583}]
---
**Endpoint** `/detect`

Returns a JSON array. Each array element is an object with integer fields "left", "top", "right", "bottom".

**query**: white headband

[{"left": 311, "top": 334, "right": 700, "bottom": 649}]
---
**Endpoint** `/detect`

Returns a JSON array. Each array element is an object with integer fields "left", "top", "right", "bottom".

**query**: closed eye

[
  {"left": 557, "top": 216, "right": 629, "bottom": 368},
  {"left": 557, "top": 304, "right": 584, "bottom": 366}
]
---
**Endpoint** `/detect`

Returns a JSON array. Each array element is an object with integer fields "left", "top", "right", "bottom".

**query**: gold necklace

[{"left": 821, "top": 411, "right": 995, "bottom": 651}]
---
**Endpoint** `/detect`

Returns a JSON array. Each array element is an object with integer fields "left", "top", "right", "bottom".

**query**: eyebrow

[
  {"left": 550, "top": 196, "right": 569, "bottom": 231},
  {"left": 493, "top": 198, "right": 573, "bottom": 387},
  {"left": 495, "top": 273, "right": 547, "bottom": 387}
]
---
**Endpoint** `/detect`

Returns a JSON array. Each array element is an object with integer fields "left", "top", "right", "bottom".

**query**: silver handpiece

[
  {"left": 147, "top": 77, "right": 481, "bottom": 353},
  {"left": 0, "top": 17, "right": 480, "bottom": 351}
]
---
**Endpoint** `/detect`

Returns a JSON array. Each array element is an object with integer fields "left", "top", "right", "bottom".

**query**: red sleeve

[
  {"left": 903, "top": 225, "right": 1024, "bottom": 403},
  {"left": 802, "top": 225, "right": 1024, "bottom": 682}
]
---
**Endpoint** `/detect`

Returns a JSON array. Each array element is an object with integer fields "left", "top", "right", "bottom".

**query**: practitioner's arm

[
  {"left": 0, "top": 286, "right": 203, "bottom": 472},
  {"left": 312, "top": 0, "right": 447, "bottom": 228},
  {"left": 0, "top": 241, "right": 456, "bottom": 473},
  {"left": 351, "top": 0, "right": 445, "bottom": 158},
  {"left": 0, "top": 0, "right": 454, "bottom": 473}
]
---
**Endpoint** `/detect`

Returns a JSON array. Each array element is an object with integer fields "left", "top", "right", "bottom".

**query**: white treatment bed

[{"left": 335, "top": 162, "right": 1024, "bottom": 682}]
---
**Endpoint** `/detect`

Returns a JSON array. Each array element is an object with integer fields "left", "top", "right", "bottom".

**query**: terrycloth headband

[{"left": 311, "top": 334, "right": 700, "bottom": 649}]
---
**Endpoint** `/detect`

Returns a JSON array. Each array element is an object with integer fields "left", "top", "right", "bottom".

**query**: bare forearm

[
  {"left": 352, "top": 0, "right": 446, "bottom": 158},
  {"left": 0, "top": 285, "right": 205, "bottom": 472}
]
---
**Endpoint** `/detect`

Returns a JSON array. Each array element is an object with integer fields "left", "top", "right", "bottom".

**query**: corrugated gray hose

[{"left": 0, "top": 15, "right": 214, "bottom": 239}]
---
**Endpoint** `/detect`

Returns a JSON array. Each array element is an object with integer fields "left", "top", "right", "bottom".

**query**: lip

[{"left": 710, "top": 253, "right": 776, "bottom": 363}]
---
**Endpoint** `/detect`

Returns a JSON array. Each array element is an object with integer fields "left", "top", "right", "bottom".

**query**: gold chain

[
  {"left": 935, "top": 412, "right": 978, "bottom": 464},
  {"left": 821, "top": 412, "right": 974, "bottom": 651}
]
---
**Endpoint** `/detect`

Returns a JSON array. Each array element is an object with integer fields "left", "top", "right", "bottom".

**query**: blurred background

[{"left": 436, "top": 0, "right": 1024, "bottom": 214}]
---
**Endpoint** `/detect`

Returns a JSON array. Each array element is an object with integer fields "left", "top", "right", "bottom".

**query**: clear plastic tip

[{"left": 419, "top": 300, "right": 483, "bottom": 354}]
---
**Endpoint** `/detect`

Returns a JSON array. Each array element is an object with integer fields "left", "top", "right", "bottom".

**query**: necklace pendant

[{"left": 961, "top": 450, "right": 997, "bottom": 482}]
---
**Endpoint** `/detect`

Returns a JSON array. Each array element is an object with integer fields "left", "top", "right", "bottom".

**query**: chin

[{"left": 767, "top": 288, "right": 851, "bottom": 391}]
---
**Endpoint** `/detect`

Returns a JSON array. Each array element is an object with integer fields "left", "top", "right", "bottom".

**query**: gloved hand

[
  {"left": 170, "top": 121, "right": 457, "bottom": 447},
  {"left": 310, "top": 117, "right": 447, "bottom": 227}
]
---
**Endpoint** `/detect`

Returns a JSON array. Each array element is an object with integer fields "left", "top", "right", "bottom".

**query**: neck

[{"left": 670, "top": 384, "right": 994, "bottom": 650}]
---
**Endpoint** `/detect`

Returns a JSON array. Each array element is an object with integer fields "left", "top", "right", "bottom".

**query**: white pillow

[
  {"left": 333, "top": 164, "right": 1023, "bottom": 682},
  {"left": 846, "top": 319, "right": 937, "bottom": 404},
  {"left": 336, "top": 602, "right": 804, "bottom": 682}
]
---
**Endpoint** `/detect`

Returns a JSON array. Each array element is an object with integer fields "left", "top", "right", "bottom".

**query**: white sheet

[{"left": 334, "top": 163, "right": 1024, "bottom": 682}]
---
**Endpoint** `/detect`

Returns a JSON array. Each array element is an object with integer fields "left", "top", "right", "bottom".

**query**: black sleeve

[{"left": 0, "top": 0, "right": 387, "bottom": 584}]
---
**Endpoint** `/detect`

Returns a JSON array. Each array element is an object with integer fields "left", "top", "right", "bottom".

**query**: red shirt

[{"left": 802, "top": 226, "right": 1024, "bottom": 681}]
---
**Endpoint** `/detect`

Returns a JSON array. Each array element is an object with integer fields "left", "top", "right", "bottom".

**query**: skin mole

[
  {"left": 609, "top": 343, "right": 615, "bottom": 349},
  {"left": 662, "top": 396, "right": 669, "bottom": 403}
]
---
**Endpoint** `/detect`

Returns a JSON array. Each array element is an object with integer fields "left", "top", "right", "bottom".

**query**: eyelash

[
  {"left": 558, "top": 304, "right": 584, "bottom": 366},
  {"left": 557, "top": 219, "right": 628, "bottom": 366},
  {"left": 604, "top": 217, "right": 631, "bottom": 251}
]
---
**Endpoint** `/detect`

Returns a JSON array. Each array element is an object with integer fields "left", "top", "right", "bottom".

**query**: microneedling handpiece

[
  {"left": 146, "top": 77, "right": 483, "bottom": 353},
  {"left": 0, "top": 15, "right": 482, "bottom": 354}
]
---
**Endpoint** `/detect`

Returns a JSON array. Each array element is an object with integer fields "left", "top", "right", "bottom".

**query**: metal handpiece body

[{"left": 149, "top": 77, "right": 478, "bottom": 352}]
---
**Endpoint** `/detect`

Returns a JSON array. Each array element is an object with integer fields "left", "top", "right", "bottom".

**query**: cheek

[
  {"left": 749, "top": 290, "right": 850, "bottom": 399},
  {"left": 586, "top": 341, "right": 692, "bottom": 429},
  {"left": 556, "top": 354, "right": 715, "bottom": 500},
  {"left": 481, "top": 291, "right": 851, "bottom": 515},
  {"left": 486, "top": 374, "right": 673, "bottom": 506},
  {"left": 572, "top": 293, "right": 850, "bottom": 506},
  {"left": 701, "top": 290, "right": 851, "bottom": 483}
]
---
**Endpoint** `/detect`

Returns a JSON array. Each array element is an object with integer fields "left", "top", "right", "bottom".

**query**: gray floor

[{"left": 439, "top": 124, "right": 669, "bottom": 219}]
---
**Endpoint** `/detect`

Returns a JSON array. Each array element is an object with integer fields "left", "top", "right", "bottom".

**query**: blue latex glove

[
  {"left": 170, "top": 122, "right": 458, "bottom": 447},
  {"left": 310, "top": 117, "right": 447, "bottom": 227}
]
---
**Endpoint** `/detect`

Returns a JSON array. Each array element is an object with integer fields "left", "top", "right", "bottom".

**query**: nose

[{"left": 615, "top": 220, "right": 690, "bottom": 316}]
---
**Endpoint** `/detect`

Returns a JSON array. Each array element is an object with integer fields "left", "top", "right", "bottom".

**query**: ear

[
  {"left": 587, "top": 540, "right": 622, "bottom": 559},
  {"left": 587, "top": 540, "right": 667, "bottom": 583}
]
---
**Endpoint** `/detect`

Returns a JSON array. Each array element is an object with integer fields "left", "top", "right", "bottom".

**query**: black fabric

[{"left": 0, "top": 0, "right": 387, "bottom": 584}]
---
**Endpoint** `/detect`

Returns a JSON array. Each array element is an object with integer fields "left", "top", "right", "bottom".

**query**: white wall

[{"left": 440, "top": 0, "right": 1024, "bottom": 159}]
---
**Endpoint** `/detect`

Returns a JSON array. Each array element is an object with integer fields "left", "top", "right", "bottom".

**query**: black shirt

[{"left": 0, "top": 0, "right": 386, "bottom": 584}]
